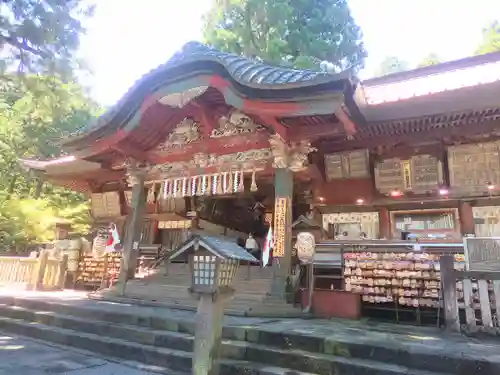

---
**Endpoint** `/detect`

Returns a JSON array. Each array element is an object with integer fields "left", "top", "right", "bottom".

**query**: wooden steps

[{"left": 94, "top": 263, "right": 303, "bottom": 317}]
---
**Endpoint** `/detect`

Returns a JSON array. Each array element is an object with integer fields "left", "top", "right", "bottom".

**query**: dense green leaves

[
  {"left": 375, "top": 56, "right": 409, "bottom": 77},
  {"left": 204, "top": 0, "right": 367, "bottom": 72},
  {"left": 0, "top": 76, "right": 98, "bottom": 251},
  {"left": 417, "top": 53, "right": 440, "bottom": 68},
  {"left": 0, "top": 0, "right": 94, "bottom": 76},
  {"left": 475, "top": 21, "right": 500, "bottom": 55}
]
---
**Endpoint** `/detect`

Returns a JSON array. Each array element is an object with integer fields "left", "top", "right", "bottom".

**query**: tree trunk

[
  {"left": 6, "top": 175, "right": 18, "bottom": 199},
  {"left": 33, "top": 179, "right": 44, "bottom": 199}
]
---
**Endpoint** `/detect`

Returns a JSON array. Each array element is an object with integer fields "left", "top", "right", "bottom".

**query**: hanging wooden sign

[
  {"left": 273, "top": 197, "right": 289, "bottom": 258},
  {"left": 158, "top": 220, "right": 192, "bottom": 229}
]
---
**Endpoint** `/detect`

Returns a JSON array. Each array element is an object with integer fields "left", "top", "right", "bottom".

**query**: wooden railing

[
  {"left": 440, "top": 254, "right": 500, "bottom": 333},
  {"left": 0, "top": 250, "right": 68, "bottom": 291}
]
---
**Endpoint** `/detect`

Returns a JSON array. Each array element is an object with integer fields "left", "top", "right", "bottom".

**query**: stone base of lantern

[{"left": 190, "top": 287, "right": 235, "bottom": 375}]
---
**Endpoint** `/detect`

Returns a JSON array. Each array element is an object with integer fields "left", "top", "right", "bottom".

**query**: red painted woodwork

[
  {"left": 258, "top": 115, "right": 288, "bottom": 140},
  {"left": 458, "top": 201, "right": 475, "bottom": 235},
  {"left": 149, "top": 132, "right": 271, "bottom": 163},
  {"left": 335, "top": 106, "right": 357, "bottom": 136},
  {"left": 301, "top": 289, "right": 361, "bottom": 319},
  {"left": 313, "top": 179, "right": 375, "bottom": 206},
  {"left": 378, "top": 207, "right": 391, "bottom": 239}
]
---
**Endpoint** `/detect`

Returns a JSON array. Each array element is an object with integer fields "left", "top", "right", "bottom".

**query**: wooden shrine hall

[
  {"left": 23, "top": 43, "right": 500, "bottom": 317},
  {"left": 22, "top": 42, "right": 363, "bottom": 315}
]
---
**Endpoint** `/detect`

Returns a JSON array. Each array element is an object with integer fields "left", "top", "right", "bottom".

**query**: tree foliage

[
  {"left": 475, "top": 21, "right": 500, "bottom": 55},
  {"left": 203, "top": 0, "right": 366, "bottom": 72},
  {"left": 0, "top": 1, "right": 98, "bottom": 251},
  {"left": 0, "top": 76, "right": 98, "bottom": 251},
  {"left": 0, "top": 0, "right": 94, "bottom": 76},
  {"left": 417, "top": 53, "right": 440, "bottom": 68},
  {"left": 375, "top": 56, "right": 409, "bottom": 77}
]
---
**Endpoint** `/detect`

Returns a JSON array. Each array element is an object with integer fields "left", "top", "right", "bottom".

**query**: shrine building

[{"left": 23, "top": 44, "right": 500, "bottom": 318}]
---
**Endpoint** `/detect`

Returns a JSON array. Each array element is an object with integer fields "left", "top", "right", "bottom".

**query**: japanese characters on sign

[
  {"left": 273, "top": 197, "right": 288, "bottom": 257},
  {"left": 158, "top": 220, "right": 192, "bottom": 229}
]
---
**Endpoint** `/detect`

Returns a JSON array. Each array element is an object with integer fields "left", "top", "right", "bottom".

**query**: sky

[{"left": 79, "top": 0, "right": 500, "bottom": 106}]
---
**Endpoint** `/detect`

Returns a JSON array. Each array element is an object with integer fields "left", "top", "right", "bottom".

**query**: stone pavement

[{"left": 0, "top": 334, "right": 176, "bottom": 375}]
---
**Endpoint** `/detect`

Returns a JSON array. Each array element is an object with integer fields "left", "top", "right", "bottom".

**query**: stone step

[
  {"left": 0, "top": 316, "right": 317, "bottom": 375},
  {"left": 0, "top": 298, "right": 479, "bottom": 374},
  {"left": 0, "top": 305, "right": 450, "bottom": 375}
]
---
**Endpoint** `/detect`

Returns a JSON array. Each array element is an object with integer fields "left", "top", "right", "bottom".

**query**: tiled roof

[
  {"left": 67, "top": 42, "right": 351, "bottom": 142},
  {"left": 361, "top": 51, "right": 500, "bottom": 105}
]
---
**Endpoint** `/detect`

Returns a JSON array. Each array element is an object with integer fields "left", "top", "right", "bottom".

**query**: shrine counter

[{"left": 303, "top": 240, "right": 465, "bottom": 322}]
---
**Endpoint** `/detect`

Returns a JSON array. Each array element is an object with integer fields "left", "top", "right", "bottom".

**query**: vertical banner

[{"left": 273, "top": 197, "right": 289, "bottom": 257}]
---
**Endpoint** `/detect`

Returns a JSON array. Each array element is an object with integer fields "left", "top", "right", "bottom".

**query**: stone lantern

[{"left": 169, "top": 233, "right": 257, "bottom": 375}]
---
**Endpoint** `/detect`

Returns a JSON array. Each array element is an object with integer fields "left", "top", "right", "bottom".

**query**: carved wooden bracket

[{"left": 269, "top": 134, "right": 317, "bottom": 172}]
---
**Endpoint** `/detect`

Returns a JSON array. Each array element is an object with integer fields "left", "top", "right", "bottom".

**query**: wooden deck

[{"left": 91, "top": 263, "right": 306, "bottom": 317}]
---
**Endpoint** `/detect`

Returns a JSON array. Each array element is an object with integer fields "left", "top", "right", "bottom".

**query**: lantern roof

[{"left": 169, "top": 233, "right": 258, "bottom": 262}]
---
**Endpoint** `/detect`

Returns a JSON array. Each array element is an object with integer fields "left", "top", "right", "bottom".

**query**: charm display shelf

[
  {"left": 344, "top": 251, "right": 465, "bottom": 307},
  {"left": 328, "top": 240, "right": 465, "bottom": 325}
]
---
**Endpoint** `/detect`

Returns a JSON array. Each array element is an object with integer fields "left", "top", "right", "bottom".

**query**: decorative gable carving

[
  {"left": 210, "top": 111, "right": 265, "bottom": 138},
  {"left": 157, "top": 118, "right": 201, "bottom": 151}
]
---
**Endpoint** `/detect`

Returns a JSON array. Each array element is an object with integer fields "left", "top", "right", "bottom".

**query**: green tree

[
  {"left": 475, "top": 21, "right": 500, "bottom": 55},
  {"left": 417, "top": 53, "right": 441, "bottom": 68},
  {"left": 0, "top": 0, "right": 94, "bottom": 76},
  {"left": 375, "top": 56, "right": 409, "bottom": 77},
  {"left": 204, "top": 0, "right": 367, "bottom": 71},
  {"left": 0, "top": 76, "right": 98, "bottom": 250}
]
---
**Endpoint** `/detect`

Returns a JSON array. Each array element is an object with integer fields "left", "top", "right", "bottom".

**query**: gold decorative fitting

[
  {"left": 250, "top": 170, "right": 258, "bottom": 192},
  {"left": 210, "top": 110, "right": 265, "bottom": 138}
]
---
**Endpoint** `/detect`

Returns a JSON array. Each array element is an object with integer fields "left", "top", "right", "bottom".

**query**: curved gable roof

[{"left": 64, "top": 42, "right": 355, "bottom": 147}]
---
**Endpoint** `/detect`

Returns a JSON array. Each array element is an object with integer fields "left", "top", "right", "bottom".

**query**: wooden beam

[
  {"left": 112, "top": 139, "right": 153, "bottom": 163},
  {"left": 318, "top": 118, "right": 500, "bottom": 153},
  {"left": 258, "top": 115, "right": 288, "bottom": 141},
  {"left": 192, "top": 101, "right": 218, "bottom": 137},
  {"left": 335, "top": 105, "right": 357, "bottom": 136},
  {"left": 150, "top": 132, "right": 271, "bottom": 164},
  {"left": 290, "top": 122, "right": 343, "bottom": 142}
]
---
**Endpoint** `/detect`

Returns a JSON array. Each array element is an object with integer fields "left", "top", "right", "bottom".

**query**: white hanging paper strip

[
  {"left": 196, "top": 176, "right": 202, "bottom": 196},
  {"left": 212, "top": 175, "right": 217, "bottom": 195},
  {"left": 172, "top": 179, "right": 178, "bottom": 197},
  {"left": 228, "top": 172, "right": 234, "bottom": 194},
  {"left": 238, "top": 170, "right": 245, "bottom": 192},
  {"left": 250, "top": 170, "right": 258, "bottom": 192},
  {"left": 233, "top": 171, "right": 239, "bottom": 193},
  {"left": 206, "top": 175, "right": 211, "bottom": 195},
  {"left": 223, "top": 172, "right": 228, "bottom": 194},
  {"left": 162, "top": 181, "right": 168, "bottom": 199},
  {"left": 182, "top": 178, "right": 188, "bottom": 197},
  {"left": 191, "top": 177, "right": 197, "bottom": 196},
  {"left": 202, "top": 175, "right": 207, "bottom": 195}
]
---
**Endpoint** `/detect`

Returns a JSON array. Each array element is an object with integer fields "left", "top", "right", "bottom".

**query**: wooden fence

[
  {"left": 440, "top": 254, "right": 500, "bottom": 333},
  {"left": 0, "top": 250, "right": 68, "bottom": 291}
]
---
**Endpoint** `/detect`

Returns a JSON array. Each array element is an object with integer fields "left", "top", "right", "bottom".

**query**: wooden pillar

[
  {"left": 271, "top": 168, "right": 293, "bottom": 297},
  {"left": 116, "top": 171, "right": 146, "bottom": 295},
  {"left": 378, "top": 207, "right": 391, "bottom": 239},
  {"left": 458, "top": 201, "right": 475, "bottom": 236}
]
